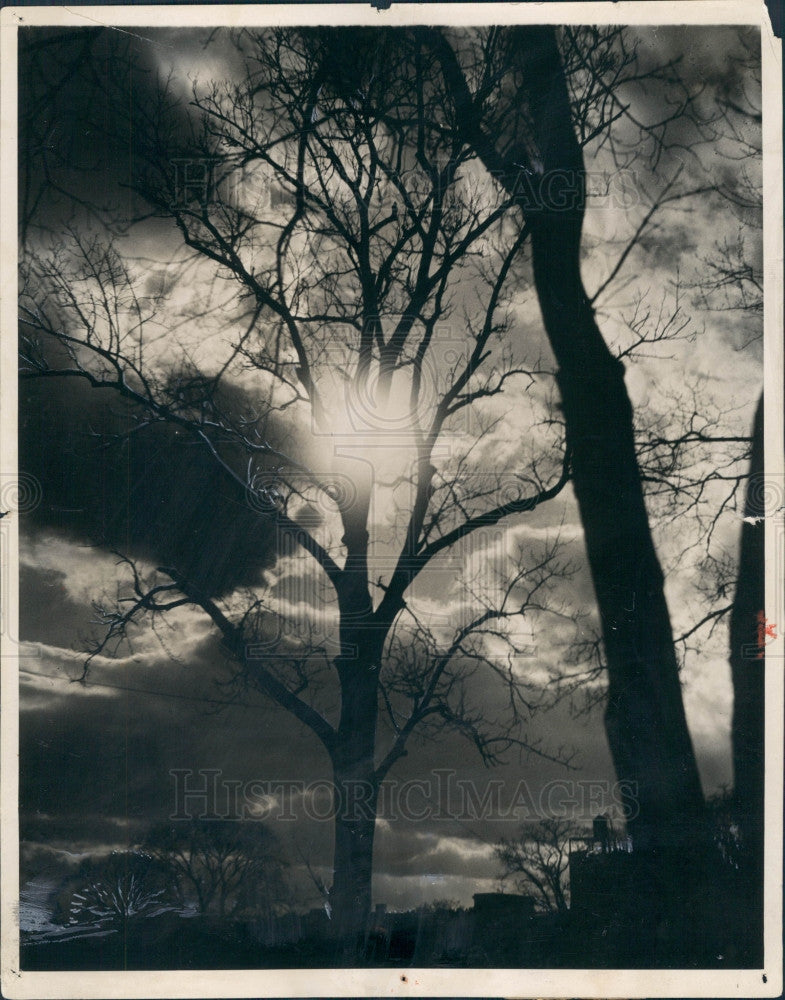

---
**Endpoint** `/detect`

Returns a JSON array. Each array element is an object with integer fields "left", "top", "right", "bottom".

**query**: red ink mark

[{"left": 757, "top": 611, "right": 777, "bottom": 657}]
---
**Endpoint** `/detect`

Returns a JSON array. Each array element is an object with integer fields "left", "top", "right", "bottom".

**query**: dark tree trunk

[
  {"left": 329, "top": 515, "right": 382, "bottom": 962},
  {"left": 434, "top": 26, "right": 706, "bottom": 853},
  {"left": 728, "top": 393, "right": 764, "bottom": 952},
  {"left": 515, "top": 27, "right": 707, "bottom": 853},
  {"left": 550, "top": 331, "right": 706, "bottom": 852},
  {"left": 730, "top": 394, "right": 765, "bottom": 839},
  {"left": 330, "top": 668, "right": 379, "bottom": 962},
  {"left": 331, "top": 759, "right": 378, "bottom": 960}
]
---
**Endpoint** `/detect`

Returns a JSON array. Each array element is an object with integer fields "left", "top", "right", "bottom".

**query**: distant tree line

[{"left": 51, "top": 819, "right": 290, "bottom": 930}]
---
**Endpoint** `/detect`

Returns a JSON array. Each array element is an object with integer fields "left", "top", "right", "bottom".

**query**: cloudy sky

[{"left": 15, "top": 23, "right": 762, "bottom": 911}]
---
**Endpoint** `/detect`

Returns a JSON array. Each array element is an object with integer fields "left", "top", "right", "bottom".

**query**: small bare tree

[
  {"left": 144, "top": 819, "right": 288, "bottom": 919},
  {"left": 495, "top": 817, "right": 578, "bottom": 916}
]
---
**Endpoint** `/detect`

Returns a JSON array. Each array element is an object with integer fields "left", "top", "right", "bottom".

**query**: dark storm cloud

[
  {"left": 19, "top": 564, "right": 87, "bottom": 649},
  {"left": 638, "top": 25, "right": 760, "bottom": 96},
  {"left": 19, "top": 26, "right": 199, "bottom": 235},
  {"left": 21, "top": 814, "right": 147, "bottom": 852},
  {"left": 19, "top": 621, "right": 612, "bottom": 872},
  {"left": 18, "top": 632, "right": 330, "bottom": 847},
  {"left": 373, "top": 826, "right": 494, "bottom": 881},
  {"left": 19, "top": 370, "right": 286, "bottom": 596},
  {"left": 20, "top": 683, "right": 165, "bottom": 821},
  {"left": 616, "top": 26, "right": 761, "bottom": 179},
  {"left": 19, "top": 26, "right": 315, "bottom": 595}
]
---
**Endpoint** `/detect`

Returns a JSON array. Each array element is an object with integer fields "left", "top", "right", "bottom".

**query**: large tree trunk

[
  {"left": 434, "top": 26, "right": 706, "bottom": 853},
  {"left": 730, "top": 393, "right": 765, "bottom": 840},
  {"left": 514, "top": 27, "right": 707, "bottom": 853},
  {"left": 551, "top": 331, "right": 707, "bottom": 852},
  {"left": 330, "top": 745, "right": 378, "bottom": 961},
  {"left": 329, "top": 515, "right": 381, "bottom": 962},
  {"left": 329, "top": 669, "right": 379, "bottom": 962},
  {"left": 728, "top": 393, "right": 764, "bottom": 953}
]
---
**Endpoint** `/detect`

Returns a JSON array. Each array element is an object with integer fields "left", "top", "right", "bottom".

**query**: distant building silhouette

[{"left": 569, "top": 816, "right": 635, "bottom": 920}]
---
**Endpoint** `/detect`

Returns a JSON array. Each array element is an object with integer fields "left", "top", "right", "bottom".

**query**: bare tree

[
  {"left": 144, "top": 820, "right": 288, "bottom": 919},
  {"left": 20, "top": 27, "right": 575, "bottom": 958},
  {"left": 495, "top": 817, "right": 577, "bottom": 916}
]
